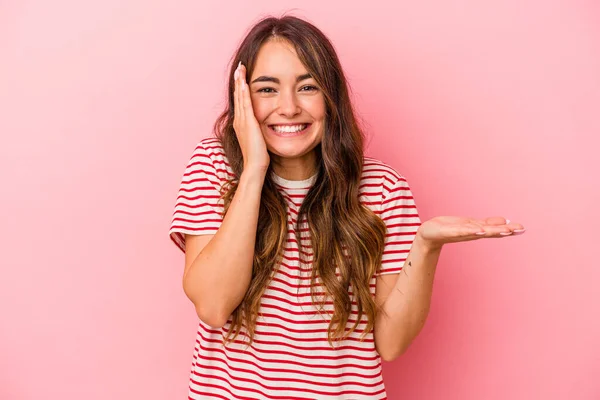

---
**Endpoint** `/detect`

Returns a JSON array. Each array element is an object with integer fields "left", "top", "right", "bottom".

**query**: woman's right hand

[{"left": 233, "top": 61, "right": 270, "bottom": 172}]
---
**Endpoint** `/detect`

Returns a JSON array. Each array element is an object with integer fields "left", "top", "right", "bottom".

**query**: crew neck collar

[{"left": 271, "top": 171, "right": 318, "bottom": 189}]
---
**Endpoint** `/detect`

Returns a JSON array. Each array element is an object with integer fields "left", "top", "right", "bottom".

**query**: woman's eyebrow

[{"left": 251, "top": 73, "right": 312, "bottom": 84}]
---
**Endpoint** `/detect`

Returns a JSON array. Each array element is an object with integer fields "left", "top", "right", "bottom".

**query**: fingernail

[
  {"left": 237, "top": 60, "right": 241, "bottom": 68},
  {"left": 234, "top": 69, "right": 239, "bottom": 80},
  {"left": 513, "top": 229, "right": 526, "bottom": 234},
  {"left": 499, "top": 232, "right": 512, "bottom": 236},
  {"left": 506, "top": 219, "right": 511, "bottom": 224}
]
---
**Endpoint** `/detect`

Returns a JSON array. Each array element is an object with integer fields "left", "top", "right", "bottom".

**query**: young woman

[{"left": 169, "top": 15, "right": 525, "bottom": 400}]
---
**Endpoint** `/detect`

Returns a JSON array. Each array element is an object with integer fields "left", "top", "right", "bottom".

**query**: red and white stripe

[{"left": 169, "top": 137, "right": 421, "bottom": 399}]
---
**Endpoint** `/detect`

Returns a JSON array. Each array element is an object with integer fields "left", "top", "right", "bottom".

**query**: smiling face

[{"left": 248, "top": 38, "right": 326, "bottom": 179}]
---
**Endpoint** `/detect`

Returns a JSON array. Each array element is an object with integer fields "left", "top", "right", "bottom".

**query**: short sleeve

[
  {"left": 168, "top": 141, "right": 227, "bottom": 253},
  {"left": 374, "top": 175, "right": 422, "bottom": 277}
]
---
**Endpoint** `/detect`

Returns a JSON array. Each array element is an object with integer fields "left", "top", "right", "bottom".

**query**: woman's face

[{"left": 248, "top": 39, "right": 326, "bottom": 163}]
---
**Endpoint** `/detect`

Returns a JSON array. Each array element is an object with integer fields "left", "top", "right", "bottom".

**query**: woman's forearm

[
  {"left": 183, "top": 169, "right": 266, "bottom": 328},
  {"left": 375, "top": 234, "right": 442, "bottom": 361}
]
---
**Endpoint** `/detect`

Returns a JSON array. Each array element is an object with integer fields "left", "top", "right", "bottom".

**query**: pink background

[{"left": 1, "top": 1, "right": 599, "bottom": 399}]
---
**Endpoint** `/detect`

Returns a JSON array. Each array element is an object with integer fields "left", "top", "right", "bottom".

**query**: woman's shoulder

[
  {"left": 362, "top": 156, "right": 405, "bottom": 184},
  {"left": 361, "top": 156, "right": 415, "bottom": 211},
  {"left": 194, "top": 136, "right": 227, "bottom": 159},
  {"left": 188, "top": 136, "right": 234, "bottom": 181}
]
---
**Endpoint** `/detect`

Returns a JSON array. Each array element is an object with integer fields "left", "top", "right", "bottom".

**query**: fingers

[
  {"left": 233, "top": 61, "right": 258, "bottom": 126},
  {"left": 233, "top": 61, "right": 241, "bottom": 127},
  {"left": 470, "top": 217, "right": 503, "bottom": 226},
  {"left": 238, "top": 63, "right": 246, "bottom": 121},
  {"left": 240, "top": 66, "right": 253, "bottom": 113},
  {"left": 236, "top": 61, "right": 245, "bottom": 122},
  {"left": 470, "top": 216, "right": 525, "bottom": 237},
  {"left": 473, "top": 226, "right": 526, "bottom": 238},
  {"left": 485, "top": 216, "right": 509, "bottom": 225}
]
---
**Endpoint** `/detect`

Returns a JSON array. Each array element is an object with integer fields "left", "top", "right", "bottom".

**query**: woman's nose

[{"left": 277, "top": 90, "right": 301, "bottom": 117}]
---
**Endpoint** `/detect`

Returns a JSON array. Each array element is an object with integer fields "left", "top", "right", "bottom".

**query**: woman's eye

[{"left": 257, "top": 86, "right": 318, "bottom": 93}]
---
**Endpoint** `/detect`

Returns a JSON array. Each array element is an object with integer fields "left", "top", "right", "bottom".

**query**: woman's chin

[
  {"left": 267, "top": 144, "right": 304, "bottom": 158},
  {"left": 266, "top": 141, "right": 318, "bottom": 159}
]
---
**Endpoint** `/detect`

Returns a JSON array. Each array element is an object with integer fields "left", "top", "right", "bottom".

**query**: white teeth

[{"left": 272, "top": 124, "right": 307, "bottom": 133}]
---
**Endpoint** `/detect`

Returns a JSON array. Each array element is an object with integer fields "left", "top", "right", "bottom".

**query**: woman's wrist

[{"left": 240, "top": 167, "right": 267, "bottom": 185}]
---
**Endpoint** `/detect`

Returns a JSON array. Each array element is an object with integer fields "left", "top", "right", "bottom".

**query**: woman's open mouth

[{"left": 268, "top": 123, "right": 311, "bottom": 137}]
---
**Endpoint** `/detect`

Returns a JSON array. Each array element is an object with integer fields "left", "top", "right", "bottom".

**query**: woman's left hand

[{"left": 416, "top": 216, "right": 526, "bottom": 252}]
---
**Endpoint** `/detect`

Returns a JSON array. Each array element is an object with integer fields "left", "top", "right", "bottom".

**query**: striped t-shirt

[{"left": 169, "top": 137, "right": 421, "bottom": 400}]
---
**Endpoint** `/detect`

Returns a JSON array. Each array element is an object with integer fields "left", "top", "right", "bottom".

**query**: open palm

[{"left": 417, "top": 216, "right": 526, "bottom": 250}]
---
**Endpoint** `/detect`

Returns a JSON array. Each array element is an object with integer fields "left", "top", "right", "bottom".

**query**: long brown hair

[{"left": 212, "top": 14, "right": 388, "bottom": 347}]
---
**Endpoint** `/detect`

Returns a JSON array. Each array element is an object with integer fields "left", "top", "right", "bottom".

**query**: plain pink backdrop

[{"left": 1, "top": 1, "right": 599, "bottom": 399}]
